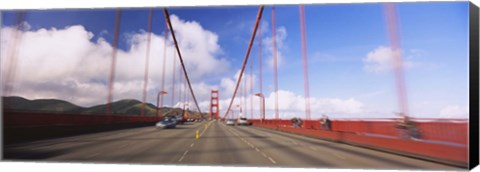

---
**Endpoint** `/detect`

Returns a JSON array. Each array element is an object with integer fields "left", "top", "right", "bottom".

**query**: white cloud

[
  {"left": 259, "top": 20, "right": 269, "bottom": 35},
  {"left": 439, "top": 105, "right": 469, "bottom": 118},
  {"left": 262, "top": 90, "right": 365, "bottom": 119},
  {"left": 363, "top": 46, "right": 416, "bottom": 73},
  {"left": 219, "top": 69, "right": 256, "bottom": 99},
  {"left": 1, "top": 15, "right": 230, "bottom": 107},
  {"left": 208, "top": 86, "right": 366, "bottom": 119},
  {"left": 220, "top": 77, "right": 236, "bottom": 97},
  {"left": 263, "top": 26, "right": 287, "bottom": 69}
]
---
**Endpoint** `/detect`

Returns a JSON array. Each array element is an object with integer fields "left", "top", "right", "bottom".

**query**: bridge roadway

[{"left": 4, "top": 120, "right": 462, "bottom": 170}]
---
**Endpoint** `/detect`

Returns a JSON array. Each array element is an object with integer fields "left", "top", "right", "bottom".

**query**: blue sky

[{"left": 0, "top": 2, "right": 470, "bottom": 119}]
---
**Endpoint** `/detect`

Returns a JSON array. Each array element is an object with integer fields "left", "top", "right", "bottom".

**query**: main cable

[
  {"left": 223, "top": 6, "right": 264, "bottom": 119},
  {"left": 163, "top": 8, "right": 202, "bottom": 113}
]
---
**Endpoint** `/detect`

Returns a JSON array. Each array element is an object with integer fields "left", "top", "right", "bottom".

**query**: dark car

[{"left": 155, "top": 118, "right": 177, "bottom": 129}]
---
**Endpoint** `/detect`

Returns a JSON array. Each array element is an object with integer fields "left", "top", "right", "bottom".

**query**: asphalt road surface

[{"left": 4, "top": 120, "right": 463, "bottom": 170}]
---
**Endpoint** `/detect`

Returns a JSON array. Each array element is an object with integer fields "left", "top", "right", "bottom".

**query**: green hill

[
  {"left": 2, "top": 96, "right": 85, "bottom": 113},
  {"left": 2, "top": 96, "right": 202, "bottom": 118}
]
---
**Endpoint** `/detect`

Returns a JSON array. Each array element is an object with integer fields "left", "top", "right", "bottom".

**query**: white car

[
  {"left": 237, "top": 117, "right": 252, "bottom": 126},
  {"left": 226, "top": 119, "right": 236, "bottom": 126}
]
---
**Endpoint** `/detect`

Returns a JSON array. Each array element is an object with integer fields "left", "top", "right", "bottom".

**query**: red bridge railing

[
  {"left": 251, "top": 119, "right": 467, "bottom": 144},
  {"left": 250, "top": 118, "right": 468, "bottom": 166}
]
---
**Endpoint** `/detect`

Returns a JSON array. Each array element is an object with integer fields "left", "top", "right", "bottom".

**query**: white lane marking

[
  {"left": 85, "top": 152, "right": 100, "bottom": 159},
  {"left": 180, "top": 121, "right": 215, "bottom": 162},
  {"left": 199, "top": 121, "right": 215, "bottom": 137},
  {"left": 118, "top": 143, "right": 130, "bottom": 149},
  {"left": 268, "top": 157, "right": 277, "bottom": 164},
  {"left": 223, "top": 124, "right": 278, "bottom": 165},
  {"left": 178, "top": 150, "right": 189, "bottom": 162},
  {"left": 256, "top": 126, "right": 336, "bottom": 156},
  {"left": 199, "top": 127, "right": 207, "bottom": 137},
  {"left": 333, "top": 153, "right": 346, "bottom": 160}
]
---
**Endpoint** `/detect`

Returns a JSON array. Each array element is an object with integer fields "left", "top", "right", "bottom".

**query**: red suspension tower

[{"left": 210, "top": 90, "right": 219, "bottom": 119}]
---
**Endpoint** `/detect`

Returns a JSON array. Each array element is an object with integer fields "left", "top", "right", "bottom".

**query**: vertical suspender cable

[
  {"left": 258, "top": 17, "right": 263, "bottom": 119},
  {"left": 106, "top": 9, "right": 121, "bottom": 114},
  {"left": 141, "top": 8, "right": 153, "bottom": 117},
  {"left": 299, "top": 5, "right": 311, "bottom": 120},
  {"left": 384, "top": 4, "right": 409, "bottom": 117},
  {"left": 223, "top": 6, "right": 264, "bottom": 119},
  {"left": 164, "top": 8, "right": 202, "bottom": 113},
  {"left": 271, "top": 7, "right": 279, "bottom": 119},
  {"left": 243, "top": 69, "right": 247, "bottom": 117},
  {"left": 160, "top": 21, "right": 168, "bottom": 114},
  {"left": 240, "top": 74, "right": 243, "bottom": 116},
  {"left": 2, "top": 11, "right": 25, "bottom": 97},
  {"left": 183, "top": 69, "right": 187, "bottom": 110},
  {"left": 178, "top": 66, "right": 182, "bottom": 106},
  {"left": 171, "top": 52, "right": 176, "bottom": 107},
  {"left": 250, "top": 56, "right": 254, "bottom": 119}
]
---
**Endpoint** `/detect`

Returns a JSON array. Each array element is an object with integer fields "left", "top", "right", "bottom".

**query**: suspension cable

[
  {"left": 171, "top": 51, "right": 176, "bottom": 107},
  {"left": 385, "top": 3, "right": 409, "bottom": 117},
  {"left": 163, "top": 8, "right": 202, "bottom": 113},
  {"left": 141, "top": 8, "right": 153, "bottom": 117},
  {"left": 106, "top": 9, "right": 121, "bottom": 114},
  {"left": 2, "top": 11, "right": 25, "bottom": 97},
  {"left": 250, "top": 54, "right": 253, "bottom": 119},
  {"left": 160, "top": 21, "right": 168, "bottom": 113},
  {"left": 272, "top": 6, "right": 279, "bottom": 119},
  {"left": 299, "top": 5, "right": 311, "bottom": 120},
  {"left": 223, "top": 6, "right": 264, "bottom": 119},
  {"left": 258, "top": 16, "right": 263, "bottom": 119}
]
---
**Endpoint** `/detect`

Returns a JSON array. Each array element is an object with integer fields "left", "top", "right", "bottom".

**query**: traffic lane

[
  {"left": 82, "top": 122, "right": 207, "bottom": 164},
  {"left": 237, "top": 125, "right": 407, "bottom": 169},
  {"left": 247, "top": 126, "right": 462, "bottom": 170},
  {"left": 250, "top": 126, "right": 462, "bottom": 170},
  {"left": 179, "top": 121, "right": 274, "bottom": 166},
  {"left": 4, "top": 121, "right": 205, "bottom": 163},
  {"left": 4, "top": 125, "right": 165, "bottom": 160},
  {"left": 230, "top": 125, "right": 341, "bottom": 168},
  {"left": 5, "top": 124, "right": 160, "bottom": 149}
]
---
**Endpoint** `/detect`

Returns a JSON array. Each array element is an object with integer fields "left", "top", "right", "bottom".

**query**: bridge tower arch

[{"left": 210, "top": 90, "right": 219, "bottom": 119}]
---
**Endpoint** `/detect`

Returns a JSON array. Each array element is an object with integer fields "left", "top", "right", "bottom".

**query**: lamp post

[
  {"left": 183, "top": 102, "right": 189, "bottom": 118},
  {"left": 237, "top": 104, "right": 242, "bottom": 118},
  {"left": 255, "top": 93, "right": 265, "bottom": 123},
  {"left": 157, "top": 91, "right": 168, "bottom": 117}
]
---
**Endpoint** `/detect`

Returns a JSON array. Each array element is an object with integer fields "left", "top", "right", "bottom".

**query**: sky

[{"left": 0, "top": 2, "right": 470, "bottom": 119}]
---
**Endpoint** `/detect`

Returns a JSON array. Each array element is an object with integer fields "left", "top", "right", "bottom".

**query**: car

[
  {"left": 155, "top": 118, "right": 177, "bottom": 129},
  {"left": 237, "top": 117, "right": 253, "bottom": 126},
  {"left": 226, "top": 119, "right": 236, "bottom": 126}
]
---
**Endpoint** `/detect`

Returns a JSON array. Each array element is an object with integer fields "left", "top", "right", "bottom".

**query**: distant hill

[
  {"left": 2, "top": 96, "right": 85, "bottom": 113},
  {"left": 2, "top": 96, "right": 205, "bottom": 118}
]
